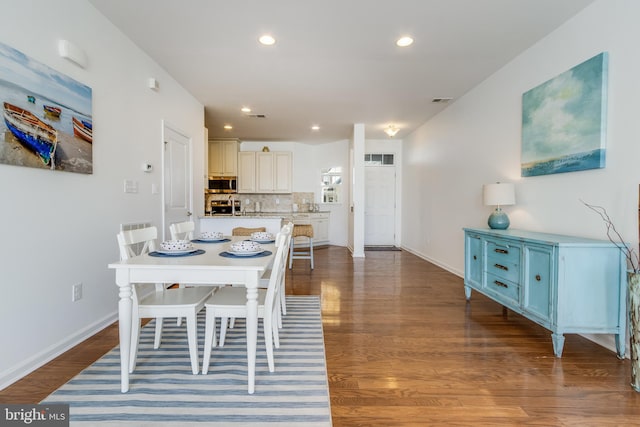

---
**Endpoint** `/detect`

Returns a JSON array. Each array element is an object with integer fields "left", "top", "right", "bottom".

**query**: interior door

[
  {"left": 364, "top": 165, "right": 396, "bottom": 246},
  {"left": 163, "top": 124, "right": 192, "bottom": 240}
]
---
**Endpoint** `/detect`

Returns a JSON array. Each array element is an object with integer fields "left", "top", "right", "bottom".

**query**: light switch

[{"left": 124, "top": 179, "right": 138, "bottom": 193}]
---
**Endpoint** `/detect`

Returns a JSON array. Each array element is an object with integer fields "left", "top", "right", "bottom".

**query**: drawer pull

[
  {"left": 494, "top": 248, "right": 509, "bottom": 254},
  {"left": 473, "top": 255, "right": 477, "bottom": 260},
  {"left": 494, "top": 263, "right": 508, "bottom": 271},
  {"left": 494, "top": 280, "right": 508, "bottom": 288},
  {"left": 535, "top": 274, "right": 541, "bottom": 281}
]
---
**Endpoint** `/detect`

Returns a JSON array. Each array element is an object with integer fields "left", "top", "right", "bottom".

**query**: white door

[
  {"left": 364, "top": 166, "right": 396, "bottom": 246},
  {"left": 163, "top": 124, "right": 192, "bottom": 240}
]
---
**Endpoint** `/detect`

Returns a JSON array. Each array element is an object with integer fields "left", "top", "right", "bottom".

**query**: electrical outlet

[{"left": 72, "top": 283, "right": 83, "bottom": 302}]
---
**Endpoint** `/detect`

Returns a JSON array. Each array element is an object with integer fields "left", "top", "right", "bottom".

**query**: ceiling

[{"left": 88, "top": 0, "right": 593, "bottom": 143}]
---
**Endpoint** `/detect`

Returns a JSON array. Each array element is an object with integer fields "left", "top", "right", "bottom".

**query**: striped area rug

[{"left": 42, "top": 296, "right": 331, "bottom": 426}]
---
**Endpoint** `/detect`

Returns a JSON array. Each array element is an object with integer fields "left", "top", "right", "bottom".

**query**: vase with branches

[{"left": 583, "top": 200, "right": 640, "bottom": 392}]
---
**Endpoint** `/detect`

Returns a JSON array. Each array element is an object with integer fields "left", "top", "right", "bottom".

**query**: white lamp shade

[{"left": 483, "top": 183, "right": 515, "bottom": 206}]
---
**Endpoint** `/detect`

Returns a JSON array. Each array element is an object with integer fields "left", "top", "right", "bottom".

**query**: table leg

[
  {"left": 115, "top": 269, "right": 133, "bottom": 393},
  {"left": 245, "top": 271, "right": 259, "bottom": 394}
]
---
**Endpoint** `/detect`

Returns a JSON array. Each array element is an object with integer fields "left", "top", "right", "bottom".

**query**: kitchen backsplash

[{"left": 206, "top": 192, "right": 315, "bottom": 213}]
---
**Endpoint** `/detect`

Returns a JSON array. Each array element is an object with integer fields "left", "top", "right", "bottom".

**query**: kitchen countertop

[{"left": 200, "top": 211, "right": 329, "bottom": 219}]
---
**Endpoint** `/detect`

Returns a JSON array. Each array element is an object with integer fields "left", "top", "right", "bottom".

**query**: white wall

[
  {"left": 402, "top": 0, "right": 640, "bottom": 276},
  {"left": 401, "top": 0, "right": 640, "bottom": 351},
  {"left": 0, "top": 0, "right": 204, "bottom": 388}
]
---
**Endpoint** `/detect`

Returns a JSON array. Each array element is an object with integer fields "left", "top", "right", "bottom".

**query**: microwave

[{"left": 208, "top": 176, "right": 237, "bottom": 194}]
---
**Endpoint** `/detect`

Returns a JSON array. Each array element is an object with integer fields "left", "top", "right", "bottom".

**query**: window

[
  {"left": 364, "top": 153, "right": 394, "bottom": 165},
  {"left": 320, "top": 167, "right": 342, "bottom": 203}
]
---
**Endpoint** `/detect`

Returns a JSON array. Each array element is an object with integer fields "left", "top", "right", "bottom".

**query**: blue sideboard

[{"left": 464, "top": 228, "right": 626, "bottom": 358}]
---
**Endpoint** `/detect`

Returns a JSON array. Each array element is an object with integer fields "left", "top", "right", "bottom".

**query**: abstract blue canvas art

[{"left": 521, "top": 52, "right": 608, "bottom": 177}]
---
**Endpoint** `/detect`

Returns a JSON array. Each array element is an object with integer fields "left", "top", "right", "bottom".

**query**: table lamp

[{"left": 483, "top": 182, "right": 515, "bottom": 229}]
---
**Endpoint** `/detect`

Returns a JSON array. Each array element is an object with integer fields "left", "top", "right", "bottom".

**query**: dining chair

[
  {"left": 169, "top": 220, "right": 202, "bottom": 326},
  {"left": 169, "top": 220, "right": 195, "bottom": 241},
  {"left": 232, "top": 226, "right": 266, "bottom": 236},
  {"left": 202, "top": 228, "right": 289, "bottom": 374},
  {"left": 117, "top": 226, "right": 213, "bottom": 375},
  {"left": 259, "top": 222, "right": 293, "bottom": 328},
  {"left": 289, "top": 223, "right": 314, "bottom": 269}
]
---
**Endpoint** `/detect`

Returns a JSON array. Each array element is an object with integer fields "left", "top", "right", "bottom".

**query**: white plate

[
  {"left": 156, "top": 248, "right": 198, "bottom": 255},
  {"left": 197, "top": 237, "right": 227, "bottom": 242},
  {"left": 227, "top": 249, "right": 265, "bottom": 257},
  {"left": 251, "top": 238, "right": 275, "bottom": 243}
]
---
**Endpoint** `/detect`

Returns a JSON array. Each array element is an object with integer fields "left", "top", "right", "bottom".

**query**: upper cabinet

[
  {"left": 208, "top": 139, "right": 239, "bottom": 177},
  {"left": 238, "top": 151, "right": 292, "bottom": 194}
]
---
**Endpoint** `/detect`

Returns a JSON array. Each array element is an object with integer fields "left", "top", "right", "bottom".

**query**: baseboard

[
  {"left": 0, "top": 312, "right": 118, "bottom": 390},
  {"left": 400, "top": 245, "right": 464, "bottom": 278}
]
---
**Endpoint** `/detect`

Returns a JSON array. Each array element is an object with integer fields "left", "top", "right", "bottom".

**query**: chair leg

[
  {"left": 280, "top": 282, "right": 287, "bottom": 316},
  {"left": 129, "top": 319, "right": 141, "bottom": 374},
  {"left": 289, "top": 236, "right": 294, "bottom": 269},
  {"left": 186, "top": 314, "right": 199, "bottom": 375},
  {"left": 202, "top": 310, "right": 217, "bottom": 375},
  {"left": 219, "top": 317, "right": 229, "bottom": 347},
  {"left": 272, "top": 308, "right": 280, "bottom": 349},
  {"left": 310, "top": 237, "right": 314, "bottom": 269},
  {"left": 154, "top": 317, "right": 164, "bottom": 349},
  {"left": 264, "top": 313, "right": 275, "bottom": 373}
]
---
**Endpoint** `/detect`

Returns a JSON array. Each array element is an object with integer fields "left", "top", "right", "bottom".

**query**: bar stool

[{"left": 289, "top": 223, "right": 314, "bottom": 269}]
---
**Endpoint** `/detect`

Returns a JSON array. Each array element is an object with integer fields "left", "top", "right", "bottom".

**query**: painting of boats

[
  {"left": 3, "top": 102, "right": 58, "bottom": 168},
  {"left": 0, "top": 41, "right": 92, "bottom": 174},
  {"left": 43, "top": 105, "right": 61, "bottom": 117},
  {"left": 72, "top": 116, "right": 92, "bottom": 143}
]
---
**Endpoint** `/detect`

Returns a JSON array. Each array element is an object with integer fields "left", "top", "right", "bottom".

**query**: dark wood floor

[{"left": 2, "top": 246, "right": 639, "bottom": 425}]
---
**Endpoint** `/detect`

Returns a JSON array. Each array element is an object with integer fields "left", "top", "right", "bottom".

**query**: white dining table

[{"left": 108, "top": 237, "right": 275, "bottom": 394}]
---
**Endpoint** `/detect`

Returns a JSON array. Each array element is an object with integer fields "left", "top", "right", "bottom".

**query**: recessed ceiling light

[
  {"left": 241, "top": 106, "right": 251, "bottom": 113},
  {"left": 396, "top": 36, "right": 414, "bottom": 47},
  {"left": 311, "top": 125, "right": 320, "bottom": 131},
  {"left": 259, "top": 34, "right": 276, "bottom": 46},
  {"left": 223, "top": 124, "right": 233, "bottom": 130}
]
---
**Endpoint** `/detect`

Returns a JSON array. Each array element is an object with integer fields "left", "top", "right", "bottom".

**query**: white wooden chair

[
  {"left": 117, "top": 226, "right": 213, "bottom": 375},
  {"left": 169, "top": 220, "right": 195, "bottom": 241},
  {"left": 202, "top": 228, "right": 290, "bottom": 374},
  {"left": 259, "top": 222, "right": 293, "bottom": 328}
]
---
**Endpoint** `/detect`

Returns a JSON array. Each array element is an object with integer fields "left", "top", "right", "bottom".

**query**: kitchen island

[{"left": 198, "top": 214, "right": 286, "bottom": 235}]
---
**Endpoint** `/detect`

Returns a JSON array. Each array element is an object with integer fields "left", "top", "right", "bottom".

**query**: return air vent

[
  {"left": 246, "top": 114, "right": 267, "bottom": 118},
  {"left": 432, "top": 97, "right": 453, "bottom": 103}
]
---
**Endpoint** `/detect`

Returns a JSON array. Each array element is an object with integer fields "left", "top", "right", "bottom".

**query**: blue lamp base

[{"left": 488, "top": 208, "right": 510, "bottom": 229}]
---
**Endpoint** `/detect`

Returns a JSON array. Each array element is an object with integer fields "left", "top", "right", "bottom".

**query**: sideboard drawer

[
  {"left": 486, "top": 272, "right": 520, "bottom": 304},
  {"left": 486, "top": 241, "right": 520, "bottom": 264},
  {"left": 486, "top": 256, "right": 519, "bottom": 283}
]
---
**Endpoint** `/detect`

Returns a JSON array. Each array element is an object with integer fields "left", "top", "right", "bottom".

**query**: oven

[
  {"left": 210, "top": 199, "right": 240, "bottom": 215},
  {"left": 208, "top": 176, "right": 237, "bottom": 194}
]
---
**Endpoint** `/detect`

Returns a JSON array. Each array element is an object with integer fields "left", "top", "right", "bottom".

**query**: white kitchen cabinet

[
  {"left": 286, "top": 212, "right": 330, "bottom": 246},
  {"left": 239, "top": 151, "right": 292, "bottom": 194},
  {"left": 208, "top": 139, "right": 238, "bottom": 177},
  {"left": 311, "top": 212, "right": 329, "bottom": 245},
  {"left": 237, "top": 151, "right": 256, "bottom": 193},
  {"left": 256, "top": 152, "right": 292, "bottom": 193}
]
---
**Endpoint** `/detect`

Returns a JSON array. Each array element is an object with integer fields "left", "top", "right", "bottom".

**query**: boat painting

[
  {"left": 72, "top": 116, "right": 92, "bottom": 143},
  {"left": 3, "top": 102, "right": 58, "bottom": 168},
  {"left": 43, "top": 105, "right": 61, "bottom": 117}
]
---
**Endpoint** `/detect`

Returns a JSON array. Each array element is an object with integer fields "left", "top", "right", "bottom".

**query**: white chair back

[
  {"left": 117, "top": 226, "right": 158, "bottom": 260},
  {"left": 169, "top": 221, "right": 195, "bottom": 241}
]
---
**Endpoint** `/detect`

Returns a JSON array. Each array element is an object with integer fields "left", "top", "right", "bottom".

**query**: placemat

[
  {"left": 149, "top": 249, "right": 205, "bottom": 257},
  {"left": 219, "top": 250, "right": 272, "bottom": 259}
]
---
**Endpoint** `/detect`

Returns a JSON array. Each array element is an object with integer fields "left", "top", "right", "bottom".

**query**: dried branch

[{"left": 581, "top": 199, "right": 639, "bottom": 273}]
